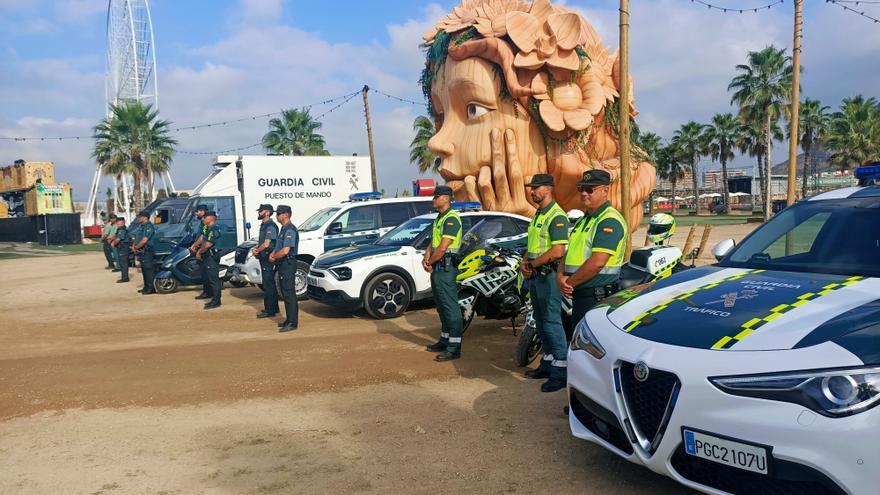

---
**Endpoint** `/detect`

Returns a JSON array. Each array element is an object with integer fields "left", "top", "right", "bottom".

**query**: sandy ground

[{"left": 0, "top": 224, "right": 754, "bottom": 494}]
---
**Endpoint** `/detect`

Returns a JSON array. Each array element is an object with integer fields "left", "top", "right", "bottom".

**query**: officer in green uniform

[
  {"left": 132, "top": 211, "right": 157, "bottom": 295},
  {"left": 111, "top": 217, "right": 130, "bottom": 283},
  {"left": 522, "top": 174, "right": 570, "bottom": 392},
  {"left": 196, "top": 211, "right": 223, "bottom": 309},
  {"left": 101, "top": 215, "right": 118, "bottom": 269},
  {"left": 253, "top": 204, "right": 280, "bottom": 319},
  {"left": 270, "top": 205, "right": 298, "bottom": 332},
  {"left": 189, "top": 204, "right": 210, "bottom": 300},
  {"left": 422, "top": 185, "right": 463, "bottom": 362},
  {"left": 558, "top": 170, "right": 628, "bottom": 329}
]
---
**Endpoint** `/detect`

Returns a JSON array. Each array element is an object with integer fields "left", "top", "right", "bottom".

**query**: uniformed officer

[
  {"left": 422, "top": 185, "right": 463, "bottom": 362},
  {"left": 111, "top": 216, "right": 130, "bottom": 283},
  {"left": 522, "top": 173, "right": 570, "bottom": 392},
  {"left": 558, "top": 170, "right": 628, "bottom": 331},
  {"left": 196, "top": 211, "right": 223, "bottom": 309},
  {"left": 269, "top": 205, "right": 298, "bottom": 332},
  {"left": 132, "top": 210, "right": 157, "bottom": 295},
  {"left": 189, "top": 204, "right": 211, "bottom": 300},
  {"left": 252, "top": 204, "right": 280, "bottom": 319},
  {"left": 101, "top": 215, "right": 117, "bottom": 269}
]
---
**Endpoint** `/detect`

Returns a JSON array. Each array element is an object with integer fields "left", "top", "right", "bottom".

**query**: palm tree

[
  {"left": 794, "top": 98, "right": 830, "bottom": 196},
  {"left": 93, "top": 101, "right": 177, "bottom": 212},
  {"left": 703, "top": 113, "right": 740, "bottom": 213},
  {"left": 672, "top": 121, "right": 707, "bottom": 214},
  {"left": 729, "top": 45, "right": 793, "bottom": 220},
  {"left": 635, "top": 130, "right": 663, "bottom": 165},
  {"left": 262, "top": 108, "right": 329, "bottom": 156},
  {"left": 409, "top": 115, "right": 439, "bottom": 173},
  {"left": 826, "top": 95, "right": 880, "bottom": 172},
  {"left": 656, "top": 143, "right": 688, "bottom": 214}
]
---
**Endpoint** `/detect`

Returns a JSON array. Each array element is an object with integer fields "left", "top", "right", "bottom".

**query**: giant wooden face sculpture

[{"left": 423, "top": 0, "right": 655, "bottom": 228}]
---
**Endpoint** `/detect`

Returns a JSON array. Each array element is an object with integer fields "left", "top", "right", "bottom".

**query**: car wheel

[
  {"left": 295, "top": 260, "right": 310, "bottom": 300},
  {"left": 363, "top": 272, "right": 411, "bottom": 319}
]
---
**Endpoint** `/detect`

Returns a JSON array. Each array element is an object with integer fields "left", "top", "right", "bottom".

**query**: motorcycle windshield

[{"left": 458, "top": 219, "right": 504, "bottom": 258}]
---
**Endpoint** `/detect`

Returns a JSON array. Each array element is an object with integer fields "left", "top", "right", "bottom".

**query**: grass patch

[
  {"left": 641, "top": 214, "right": 754, "bottom": 227},
  {"left": 35, "top": 243, "right": 103, "bottom": 253}
]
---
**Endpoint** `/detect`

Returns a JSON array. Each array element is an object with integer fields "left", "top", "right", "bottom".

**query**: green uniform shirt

[
  {"left": 128, "top": 223, "right": 141, "bottom": 244},
  {"left": 105, "top": 224, "right": 118, "bottom": 239},
  {"left": 138, "top": 221, "right": 157, "bottom": 249},
  {"left": 116, "top": 225, "right": 130, "bottom": 245},
  {"left": 204, "top": 224, "right": 222, "bottom": 250},
  {"left": 577, "top": 201, "right": 625, "bottom": 289}
]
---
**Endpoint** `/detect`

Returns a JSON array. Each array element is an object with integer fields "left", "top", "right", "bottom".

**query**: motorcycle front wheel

[
  {"left": 154, "top": 276, "right": 179, "bottom": 294},
  {"left": 515, "top": 316, "right": 542, "bottom": 367}
]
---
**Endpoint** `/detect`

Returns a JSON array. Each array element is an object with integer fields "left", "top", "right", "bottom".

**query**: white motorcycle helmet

[
  {"left": 647, "top": 213, "right": 676, "bottom": 245},
  {"left": 566, "top": 209, "right": 585, "bottom": 224}
]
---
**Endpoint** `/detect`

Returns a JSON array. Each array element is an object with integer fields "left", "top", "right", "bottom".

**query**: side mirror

[
  {"left": 712, "top": 239, "right": 736, "bottom": 261},
  {"left": 326, "top": 222, "right": 343, "bottom": 235},
  {"left": 245, "top": 222, "right": 251, "bottom": 229}
]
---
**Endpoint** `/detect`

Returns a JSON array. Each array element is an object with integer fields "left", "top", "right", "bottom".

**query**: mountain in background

[{"left": 772, "top": 144, "right": 834, "bottom": 176}]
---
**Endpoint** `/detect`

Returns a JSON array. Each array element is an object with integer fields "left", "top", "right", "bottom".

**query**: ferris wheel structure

[{"left": 86, "top": 0, "right": 175, "bottom": 222}]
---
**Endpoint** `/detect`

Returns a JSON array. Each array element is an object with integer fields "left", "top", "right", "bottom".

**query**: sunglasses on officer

[{"left": 577, "top": 185, "right": 602, "bottom": 194}]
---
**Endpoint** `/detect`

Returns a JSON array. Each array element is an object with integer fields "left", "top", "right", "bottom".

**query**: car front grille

[
  {"left": 309, "top": 270, "right": 325, "bottom": 278},
  {"left": 670, "top": 445, "right": 845, "bottom": 495},
  {"left": 618, "top": 361, "right": 679, "bottom": 454},
  {"left": 234, "top": 246, "right": 249, "bottom": 264},
  {"left": 569, "top": 389, "right": 633, "bottom": 455}
]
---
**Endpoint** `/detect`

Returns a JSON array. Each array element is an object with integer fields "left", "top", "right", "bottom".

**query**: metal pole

[
  {"left": 787, "top": 0, "right": 802, "bottom": 205},
  {"left": 618, "top": 0, "right": 632, "bottom": 258},
  {"left": 362, "top": 85, "right": 378, "bottom": 192}
]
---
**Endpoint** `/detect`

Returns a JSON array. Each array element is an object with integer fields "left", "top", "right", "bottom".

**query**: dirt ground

[{"left": 0, "top": 224, "right": 755, "bottom": 494}]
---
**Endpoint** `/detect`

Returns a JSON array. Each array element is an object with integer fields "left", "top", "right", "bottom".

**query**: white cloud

[{"left": 55, "top": 0, "right": 105, "bottom": 24}]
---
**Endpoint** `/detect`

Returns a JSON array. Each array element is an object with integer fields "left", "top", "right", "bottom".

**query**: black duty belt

[{"left": 580, "top": 283, "right": 619, "bottom": 299}]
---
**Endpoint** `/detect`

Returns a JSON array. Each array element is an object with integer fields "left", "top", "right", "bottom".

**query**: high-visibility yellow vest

[
  {"left": 526, "top": 201, "right": 567, "bottom": 259},
  {"left": 563, "top": 205, "right": 627, "bottom": 275},
  {"left": 432, "top": 208, "right": 462, "bottom": 253}
]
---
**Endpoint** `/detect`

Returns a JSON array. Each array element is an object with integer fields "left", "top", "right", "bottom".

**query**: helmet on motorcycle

[
  {"left": 647, "top": 213, "right": 676, "bottom": 245},
  {"left": 566, "top": 209, "right": 584, "bottom": 224}
]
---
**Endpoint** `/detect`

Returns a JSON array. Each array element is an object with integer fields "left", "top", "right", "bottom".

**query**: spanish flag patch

[
  {"left": 447, "top": 222, "right": 454, "bottom": 226},
  {"left": 602, "top": 227, "right": 614, "bottom": 233}
]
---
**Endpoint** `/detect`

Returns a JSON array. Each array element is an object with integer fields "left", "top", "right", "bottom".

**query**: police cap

[
  {"left": 256, "top": 203, "right": 274, "bottom": 212},
  {"left": 137, "top": 210, "right": 150, "bottom": 218},
  {"left": 195, "top": 204, "right": 208, "bottom": 212},
  {"left": 577, "top": 169, "right": 612, "bottom": 187},
  {"left": 526, "top": 173, "right": 554, "bottom": 187},
  {"left": 276, "top": 205, "right": 292, "bottom": 215},
  {"left": 204, "top": 210, "right": 217, "bottom": 218},
  {"left": 433, "top": 185, "right": 454, "bottom": 197}
]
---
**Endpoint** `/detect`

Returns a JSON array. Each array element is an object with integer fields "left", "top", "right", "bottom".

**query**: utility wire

[{"left": 369, "top": 88, "right": 427, "bottom": 107}]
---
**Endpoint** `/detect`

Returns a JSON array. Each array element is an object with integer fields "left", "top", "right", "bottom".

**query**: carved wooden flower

[
  {"left": 423, "top": 0, "right": 530, "bottom": 45},
  {"left": 531, "top": 72, "right": 604, "bottom": 132},
  {"left": 506, "top": 0, "right": 583, "bottom": 71}
]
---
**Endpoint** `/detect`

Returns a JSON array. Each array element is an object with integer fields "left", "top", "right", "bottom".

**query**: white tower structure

[{"left": 85, "top": 0, "right": 174, "bottom": 223}]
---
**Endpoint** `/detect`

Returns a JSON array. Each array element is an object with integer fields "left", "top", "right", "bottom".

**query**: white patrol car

[
  {"left": 567, "top": 165, "right": 880, "bottom": 495},
  {"left": 307, "top": 206, "right": 530, "bottom": 319},
  {"left": 229, "top": 192, "right": 433, "bottom": 299}
]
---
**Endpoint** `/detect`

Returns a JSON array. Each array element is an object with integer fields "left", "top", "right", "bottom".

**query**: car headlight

[
  {"left": 710, "top": 366, "right": 880, "bottom": 418},
  {"left": 570, "top": 317, "right": 605, "bottom": 359},
  {"left": 329, "top": 266, "right": 352, "bottom": 281}
]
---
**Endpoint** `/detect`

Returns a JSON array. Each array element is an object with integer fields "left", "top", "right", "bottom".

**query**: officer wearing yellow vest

[
  {"left": 522, "top": 173, "right": 571, "bottom": 393},
  {"left": 423, "top": 185, "right": 463, "bottom": 362},
  {"left": 558, "top": 170, "right": 628, "bottom": 329}
]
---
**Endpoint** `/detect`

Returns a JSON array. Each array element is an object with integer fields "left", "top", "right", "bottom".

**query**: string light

[
  {"left": 370, "top": 88, "right": 427, "bottom": 107},
  {"left": 176, "top": 91, "right": 362, "bottom": 155},
  {"left": 826, "top": 0, "right": 880, "bottom": 23},
  {"left": 688, "top": 0, "right": 785, "bottom": 13}
]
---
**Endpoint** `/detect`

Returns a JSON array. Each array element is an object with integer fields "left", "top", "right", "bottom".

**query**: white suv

[
  {"left": 307, "top": 209, "right": 529, "bottom": 319},
  {"left": 229, "top": 193, "right": 433, "bottom": 299}
]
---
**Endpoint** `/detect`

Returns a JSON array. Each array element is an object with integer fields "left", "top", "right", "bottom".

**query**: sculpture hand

[{"left": 474, "top": 128, "right": 535, "bottom": 217}]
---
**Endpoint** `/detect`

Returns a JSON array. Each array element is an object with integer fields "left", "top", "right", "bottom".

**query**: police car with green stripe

[
  {"left": 307, "top": 204, "right": 529, "bottom": 319},
  {"left": 568, "top": 165, "right": 880, "bottom": 495}
]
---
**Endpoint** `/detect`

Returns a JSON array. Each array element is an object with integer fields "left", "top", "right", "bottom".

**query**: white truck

[{"left": 158, "top": 154, "right": 375, "bottom": 254}]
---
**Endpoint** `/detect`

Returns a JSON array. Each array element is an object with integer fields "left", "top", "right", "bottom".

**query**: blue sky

[{"left": 1, "top": 0, "right": 879, "bottom": 200}]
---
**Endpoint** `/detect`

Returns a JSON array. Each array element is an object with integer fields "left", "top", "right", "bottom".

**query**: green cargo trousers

[{"left": 431, "top": 262, "right": 462, "bottom": 353}]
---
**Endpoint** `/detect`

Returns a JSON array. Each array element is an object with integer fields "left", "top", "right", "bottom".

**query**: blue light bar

[
  {"left": 349, "top": 191, "right": 382, "bottom": 201},
  {"left": 855, "top": 164, "right": 880, "bottom": 186},
  {"left": 451, "top": 201, "right": 482, "bottom": 211}
]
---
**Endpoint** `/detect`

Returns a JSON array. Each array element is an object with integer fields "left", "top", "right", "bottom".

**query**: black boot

[
  {"left": 541, "top": 378, "right": 566, "bottom": 393},
  {"left": 425, "top": 341, "right": 447, "bottom": 352},
  {"left": 256, "top": 311, "right": 277, "bottom": 318},
  {"left": 279, "top": 322, "right": 297, "bottom": 333},
  {"left": 195, "top": 293, "right": 210, "bottom": 300},
  {"left": 525, "top": 368, "right": 551, "bottom": 380},
  {"left": 434, "top": 351, "right": 461, "bottom": 362}
]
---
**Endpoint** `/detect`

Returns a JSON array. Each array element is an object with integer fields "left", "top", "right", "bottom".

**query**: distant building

[{"left": 702, "top": 168, "right": 748, "bottom": 189}]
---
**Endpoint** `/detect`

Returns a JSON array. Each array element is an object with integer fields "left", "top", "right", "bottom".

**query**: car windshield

[
  {"left": 719, "top": 197, "right": 880, "bottom": 277},
  {"left": 376, "top": 217, "right": 433, "bottom": 246},
  {"left": 299, "top": 207, "right": 340, "bottom": 232},
  {"left": 459, "top": 219, "right": 504, "bottom": 257}
]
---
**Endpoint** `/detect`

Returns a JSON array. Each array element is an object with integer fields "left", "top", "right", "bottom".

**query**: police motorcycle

[
  {"left": 456, "top": 219, "right": 531, "bottom": 333},
  {"left": 515, "top": 212, "right": 688, "bottom": 366},
  {"left": 153, "top": 231, "right": 235, "bottom": 294}
]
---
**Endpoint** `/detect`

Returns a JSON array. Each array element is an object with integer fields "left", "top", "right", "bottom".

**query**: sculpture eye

[{"left": 466, "top": 103, "right": 489, "bottom": 120}]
